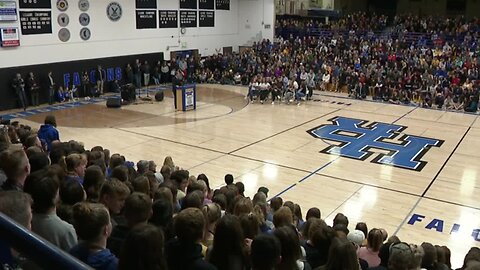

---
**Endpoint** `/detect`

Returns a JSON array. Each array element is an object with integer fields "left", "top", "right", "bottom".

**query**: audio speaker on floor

[
  {"left": 121, "top": 84, "right": 136, "bottom": 102},
  {"left": 155, "top": 91, "right": 164, "bottom": 101},
  {"left": 106, "top": 97, "right": 122, "bottom": 108}
]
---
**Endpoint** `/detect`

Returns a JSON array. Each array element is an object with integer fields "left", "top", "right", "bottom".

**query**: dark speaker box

[
  {"left": 155, "top": 91, "right": 164, "bottom": 101},
  {"left": 121, "top": 84, "right": 136, "bottom": 102},
  {"left": 106, "top": 97, "right": 122, "bottom": 108}
]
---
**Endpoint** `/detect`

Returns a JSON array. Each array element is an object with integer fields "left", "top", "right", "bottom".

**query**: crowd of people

[
  {"left": 1, "top": 12, "right": 479, "bottom": 269},
  {"left": 1, "top": 114, "right": 480, "bottom": 270},
  {"left": 160, "top": 13, "right": 479, "bottom": 110}
]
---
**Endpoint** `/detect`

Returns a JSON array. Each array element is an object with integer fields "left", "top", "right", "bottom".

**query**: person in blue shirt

[{"left": 37, "top": 115, "right": 59, "bottom": 152}]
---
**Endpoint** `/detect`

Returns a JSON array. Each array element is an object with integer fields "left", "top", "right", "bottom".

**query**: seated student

[
  {"left": 170, "top": 170, "right": 189, "bottom": 202},
  {"left": 0, "top": 147, "right": 30, "bottom": 191},
  {"left": 233, "top": 72, "right": 242, "bottom": 85},
  {"left": 24, "top": 176, "right": 78, "bottom": 251},
  {"left": 150, "top": 198, "right": 175, "bottom": 242},
  {"left": 107, "top": 192, "right": 152, "bottom": 257},
  {"left": 99, "top": 179, "right": 130, "bottom": 228},
  {"left": 357, "top": 228, "right": 384, "bottom": 268},
  {"left": 64, "top": 85, "right": 75, "bottom": 102},
  {"left": 0, "top": 191, "right": 36, "bottom": 269},
  {"left": 28, "top": 152, "right": 50, "bottom": 173},
  {"left": 303, "top": 218, "right": 336, "bottom": 269},
  {"left": 258, "top": 78, "right": 271, "bottom": 104},
  {"left": 207, "top": 214, "right": 250, "bottom": 270},
  {"left": 284, "top": 80, "right": 296, "bottom": 104},
  {"left": 270, "top": 78, "right": 283, "bottom": 104},
  {"left": 83, "top": 165, "right": 106, "bottom": 202},
  {"left": 295, "top": 82, "right": 307, "bottom": 104},
  {"left": 57, "top": 86, "right": 67, "bottom": 102},
  {"left": 248, "top": 78, "right": 259, "bottom": 102},
  {"left": 65, "top": 153, "right": 87, "bottom": 184},
  {"left": 224, "top": 174, "right": 234, "bottom": 187},
  {"left": 165, "top": 208, "right": 217, "bottom": 270},
  {"left": 118, "top": 223, "right": 167, "bottom": 270},
  {"left": 250, "top": 234, "right": 281, "bottom": 270},
  {"left": 57, "top": 180, "right": 86, "bottom": 224},
  {"left": 70, "top": 202, "right": 118, "bottom": 270}
]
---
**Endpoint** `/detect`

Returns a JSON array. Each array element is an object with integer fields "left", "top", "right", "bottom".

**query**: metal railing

[{"left": 0, "top": 212, "right": 92, "bottom": 270}]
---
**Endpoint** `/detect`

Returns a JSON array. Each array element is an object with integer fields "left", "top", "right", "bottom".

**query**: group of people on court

[
  {"left": 10, "top": 66, "right": 108, "bottom": 111},
  {"left": 247, "top": 74, "right": 314, "bottom": 105}
]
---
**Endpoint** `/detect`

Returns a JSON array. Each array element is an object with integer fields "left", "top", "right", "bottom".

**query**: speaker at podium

[{"left": 174, "top": 84, "right": 197, "bottom": 111}]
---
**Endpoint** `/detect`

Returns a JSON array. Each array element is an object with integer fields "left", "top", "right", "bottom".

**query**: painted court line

[{"left": 393, "top": 114, "right": 479, "bottom": 235}]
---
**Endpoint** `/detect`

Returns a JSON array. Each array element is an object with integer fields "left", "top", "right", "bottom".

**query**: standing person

[
  {"left": 12, "top": 73, "right": 27, "bottom": 111},
  {"left": 125, "top": 64, "right": 134, "bottom": 85},
  {"left": 172, "top": 69, "right": 184, "bottom": 110},
  {"left": 152, "top": 66, "right": 160, "bottom": 85},
  {"left": 160, "top": 61, "right": 169, "bottom": 84},
  {"left": 47, "top": 71, "right": 56, "bottom": 105},
  {"left": 96, "top": 65, "right": 104, "bottom": 95},
  {"left": 133, "top": 59, "right": 142, "bottom": 89},
  {"left": 27, "top": 72, "right": 40, "bottom": 107},
  {"left": 81, "top": 71, "right": 90, "bottom": 99},
  {"left": 142, "top": 60, "right": 151, "bottom": 87},
  {"left": 37, "top": 115, "right": 60, "bottom": 152}
]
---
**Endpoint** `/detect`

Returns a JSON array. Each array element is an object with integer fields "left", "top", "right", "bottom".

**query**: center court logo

[{"left": 308, "top": 117, "right": 443, "bottom": 171}]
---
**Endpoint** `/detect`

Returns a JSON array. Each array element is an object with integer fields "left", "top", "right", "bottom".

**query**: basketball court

[{"left": 9, "top": 84, "right": 480, "bottom": 267}]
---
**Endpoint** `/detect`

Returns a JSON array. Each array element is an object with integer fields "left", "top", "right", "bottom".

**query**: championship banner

[
  {"left": 180, "top": 10, "right": 196, "bottom": 28},
  {"left": 158, "top": 10, "right": 177, "bottom": 29},
  {"left": 136, "top": 9, "right": 156, "bottom": 29},
  {"left": 199, "top": 0, "right": 214, "bottom": 10},
  {"left": 199, "top": 10, "right": 214, "bottom": 27},
  {"left": 215, "top": 0, "right": 229, "bottom": 10},
  {"left": 136, "top": 0, "right": 156, "bottom": 9},
  {"left": 180, "top": 0, "right": 196, "bottom": 9},
  {"left": 0, "top": 1, "right": 17, "bottom": 21},
  {"left": 20, "top": 11, "right": 52, "bottom": 35},
  {"left": 0, "top": 27, "right": 20, "bottom": 47}
]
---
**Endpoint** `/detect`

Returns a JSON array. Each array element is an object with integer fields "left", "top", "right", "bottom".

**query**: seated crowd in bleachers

[
  {"left": 164, "top": 13, "right": 478, "bottom": 110},
  {"left": 1, "top": 113, "right": 480, "bottom": 270}
]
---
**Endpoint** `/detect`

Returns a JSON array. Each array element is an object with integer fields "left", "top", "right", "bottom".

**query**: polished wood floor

[{"left": 15, "top": 84, "right": 480, "bottom": 267}]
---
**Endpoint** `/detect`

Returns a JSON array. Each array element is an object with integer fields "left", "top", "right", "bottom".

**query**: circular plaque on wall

[
  {"left": 79, "top": 13, "right": 90, "bottom": 26},
  {"left": 106, "top": 2, "right": 122, "bottom": 22},
  {"left": 57, "top": 13, "right": 69, "bottom": 27},
  {"left": 78, "top": 0, "right": 89, "bottom": 11},
  {"left": 80, "top": 27, "right": 91, "bottom": 41},
  {"left": 57, "top": 0, "right": 69, "bottom": 11},
  {"left": 58, "top": 28, "right": 71, "bottom": 42}
]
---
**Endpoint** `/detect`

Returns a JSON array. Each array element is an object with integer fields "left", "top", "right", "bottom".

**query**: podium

[{"left": 175, "top": 84, "right": 197, "bottom": 111}]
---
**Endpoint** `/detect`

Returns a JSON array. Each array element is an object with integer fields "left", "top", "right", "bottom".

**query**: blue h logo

[{"left": 308, "top": 117, "right": 443, "bottom": 171}]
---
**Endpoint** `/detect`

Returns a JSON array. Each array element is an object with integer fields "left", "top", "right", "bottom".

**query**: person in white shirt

[
  {"left": 248, "top": 77, "right": 260, "bottom": 102},
  {"left": 259, "top": 78, "right": 271, "bottom": 104},
  {"left": 321, "top": 72, "right": 331, "bottom": 91}
]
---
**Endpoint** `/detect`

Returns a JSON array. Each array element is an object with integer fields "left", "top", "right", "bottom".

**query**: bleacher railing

[{"left": 0, "top": 212, "right": 92, "bottom": 270}]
